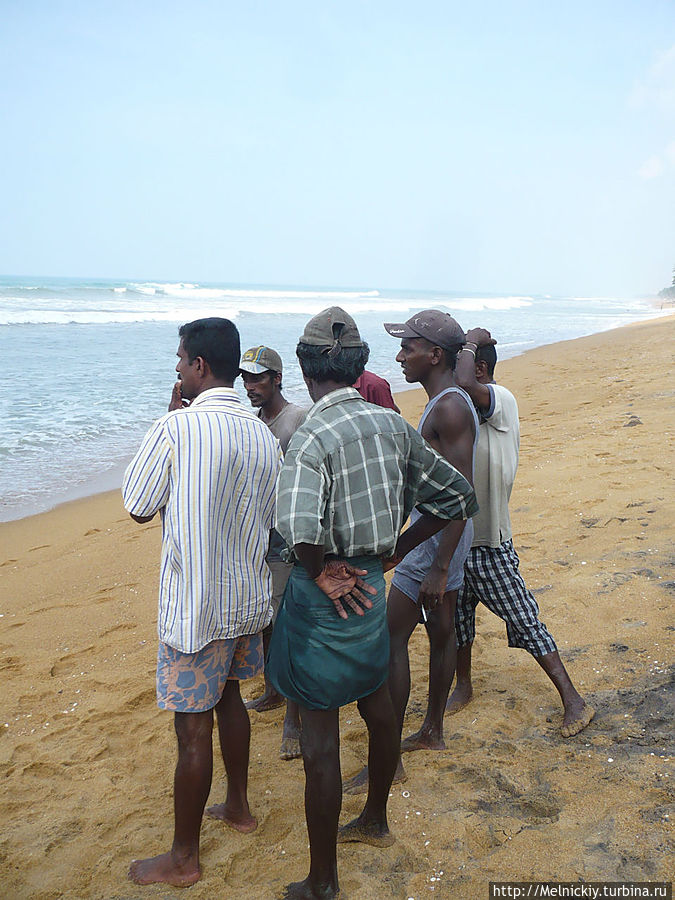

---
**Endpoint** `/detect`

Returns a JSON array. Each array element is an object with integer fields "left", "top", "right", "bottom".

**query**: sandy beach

[{"left": 1, "top": 316, "right": 673, "bottom": 899}]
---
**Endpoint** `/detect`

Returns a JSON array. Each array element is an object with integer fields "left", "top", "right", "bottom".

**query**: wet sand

[{"left": 1, "top": 316, "right": 673, "bottom": 898}]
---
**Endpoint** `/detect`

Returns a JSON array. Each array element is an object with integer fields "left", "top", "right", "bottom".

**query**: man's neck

[
  {"left": 310, "top": 380, "right": 350, "bottom": 402},
  {"left": 259, "top": 391, "right": 287, "bottom": 424},
  {"left": 421, "top": 367, "right": 457, "bottom": 401},
  {"left": 194, "top": 379, "right": 234, "bottom": 398}
]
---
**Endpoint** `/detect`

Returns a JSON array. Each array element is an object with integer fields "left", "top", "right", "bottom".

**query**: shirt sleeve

[
  {"left": 275, "top": 443, "right": 329, "bottom": 548},
  {"left": 478, "top": 383, "right": 496, "bottom": 422},
  {"left": 122, "top": 417, "right": 173, "bottom": 517},
  {"left": 484, "top": 384, "right": 513, "bottom": 431},
  {"left": 406, "top": 426, "right": 479, "bottom": 521}
]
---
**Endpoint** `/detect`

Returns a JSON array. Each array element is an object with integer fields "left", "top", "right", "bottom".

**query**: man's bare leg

[
  {"left": 128, "top": 709, "right": 213, "bottom": 886},
  {"left": 280, "top": 699, "right": 302, "bottom": 760},
  {"left": 446, "top": 642, "right": 474, "bottom": 714},
  {"left": 206, "top": 679, "right": 257, "bottom": 831},
  {"left": 342, "top": 586, "right": 415, "bottom": 794},
  {"left": 282, "top": 706, "right": 341, "bottom": 900},
  {"left": 400, "top": 589, "right": 457, "bottom": 752},
  {"left": 536, "top": 651, "right": 595, "bottom": 737},
  {"left": 246, "top": 626, "right": 285, "bottom": 712},
  {"left": 338, "top": 682, "right": 398, "bottom": 847}
]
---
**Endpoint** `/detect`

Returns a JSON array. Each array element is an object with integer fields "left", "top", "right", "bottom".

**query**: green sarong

[{"left": 266, "top": 556, "right": 388, "bottom": 711}]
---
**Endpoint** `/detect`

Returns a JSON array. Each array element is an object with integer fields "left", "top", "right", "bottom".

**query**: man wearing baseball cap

[
  {"left": 266, "top": 307, "right": 477, "bottom": 900},
  {"left": 344, "top": 310, "right": 478, "bottom": 789},
  {"left": 239, "top": 346, "right": 307, "bottom": 759}
]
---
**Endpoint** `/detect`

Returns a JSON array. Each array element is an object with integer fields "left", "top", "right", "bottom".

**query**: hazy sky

[{"left": 1, "top": 1, "right": 674, "bottom": 296}]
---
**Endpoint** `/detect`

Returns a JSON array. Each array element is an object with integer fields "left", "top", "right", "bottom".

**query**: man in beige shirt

[{"left": 240, "top": 345, "right": 306, "bottom": 759}]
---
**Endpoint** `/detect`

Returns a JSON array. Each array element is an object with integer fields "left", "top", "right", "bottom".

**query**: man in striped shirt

[{"left": 122, "top": 317, "right": 282, "bottom": 888}]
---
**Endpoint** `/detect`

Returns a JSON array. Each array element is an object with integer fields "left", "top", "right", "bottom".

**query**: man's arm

[
  {"left": 455, "top": 327, "right": 495, "bottom": 410},
  {"left": 122, "top": 418, "right": 172, "bottom": 523},
  {"left": 382, "top": 509, "right": 456, "bottom": 572},
  {"left": 130, "top": 513, "right": 156, "bottom": 524}
]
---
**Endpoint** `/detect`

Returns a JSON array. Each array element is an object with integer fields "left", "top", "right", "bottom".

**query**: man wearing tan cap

[
  {"left": 240, "top": 345, "right": 306, "bottom": 759},
  {"left": 266, "top": 307, "right": 477, "bottom": 900}
]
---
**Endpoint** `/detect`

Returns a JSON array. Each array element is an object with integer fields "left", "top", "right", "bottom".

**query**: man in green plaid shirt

[{"left": 267, "top": 307, "right": 477, "bottom": 900}]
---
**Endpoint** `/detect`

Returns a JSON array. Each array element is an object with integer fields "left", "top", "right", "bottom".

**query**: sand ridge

[{"left": 0, "top": 316, "right": 673, "bottom": 898}]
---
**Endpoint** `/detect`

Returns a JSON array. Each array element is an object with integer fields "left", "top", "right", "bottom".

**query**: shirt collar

[
  {"left": 189, "top": 386, "right": 242, "bottom": 408},
  {"left": 307, "top": 386, "right": 362, "bottom": 418}
]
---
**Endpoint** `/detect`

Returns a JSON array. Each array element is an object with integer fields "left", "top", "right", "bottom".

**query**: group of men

[{"left": 122, "top": 307, "right": 594, "bottom": 898}]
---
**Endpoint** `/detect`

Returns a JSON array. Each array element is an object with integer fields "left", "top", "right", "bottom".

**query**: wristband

[{"left": 460, "top": 346, "right": 476, "bottom": 358}]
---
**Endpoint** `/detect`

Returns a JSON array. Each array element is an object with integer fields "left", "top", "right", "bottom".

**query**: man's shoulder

[
  {"left": 291, "top": 398, "right": 405, "bottom": 450},
  {"left": 282, "top": 402, "right": 308, "bottom": 423},
  {"left": 361, "top": 370, "right": 389, "bottom": 387},
  {"left": 170, "top": 399, "right": 273, "bottom": 435},
  {"left": 492, "top": 382, "right": 516, "bottom": 401},
  {"left": 490, "top": 383, "right": 518, "bottom": 416},
  {"left": 428, "top": 388, "right": 475, "bottom": 429}
]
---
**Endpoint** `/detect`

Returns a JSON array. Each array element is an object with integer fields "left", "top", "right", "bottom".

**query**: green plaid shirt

[{"left": 276, "top": 387, "right": 477, "bottom": 559}]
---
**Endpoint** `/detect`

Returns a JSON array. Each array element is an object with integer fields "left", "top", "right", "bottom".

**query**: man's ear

[
  {"left": 429, "top": 345, "right": 444, "bottom": 366},
  {"left": 273, "top": 371, "right": 282, "bottom": 387},
  {"left": 194, "top": 356, "right": 209, "bottom": 378},
  {"left": 475, "top": 359, "right": 488, "bottom": 379}
]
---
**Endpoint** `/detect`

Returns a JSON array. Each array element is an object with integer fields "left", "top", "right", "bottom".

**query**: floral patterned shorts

[{"left": 156, "top": 634, "right": 264, "bottom": 712}]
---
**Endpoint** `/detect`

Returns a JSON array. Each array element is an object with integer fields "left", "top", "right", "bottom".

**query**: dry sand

[{"left": 1, "top": 316, "right": 673, "bottom": 899}]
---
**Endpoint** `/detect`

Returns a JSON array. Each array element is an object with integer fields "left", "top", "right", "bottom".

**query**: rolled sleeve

[{"left": 122, "top": 418, "right": 172, "bottom": 518}]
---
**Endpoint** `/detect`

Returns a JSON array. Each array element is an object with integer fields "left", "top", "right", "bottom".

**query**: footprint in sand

[
  {"left": 0, "top": 655, "right": 23, "bottom": 672},
  {"left": 99, "top": 623, "right": 137, "bottom": 638},
  {"left": 49, "top": 647, "right": 95, "bottom": 677}
]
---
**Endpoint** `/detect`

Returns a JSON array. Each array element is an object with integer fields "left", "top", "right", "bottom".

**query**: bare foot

[
  {"left": 280, "top": 735, "right": 302, "bottom": 760},
  {"left": 280, "top": 876, "right": 339, "bottom": 899},
  {"left": 337, "top": 817, "right": 395, "bottom": 848},
  {"left": 245, "top": 691, "right": 285, "bottom": 712},
  {"left": 128, "top": 851, "right": 201, "bottom": 887},
  {"left": 446, "top": 683, "right": 473, "bottom": 715},
  {"left": 342, "top": 760, "right": 406, "bottom": 795},
  {"left": 205, "top": 803, "right": 258, "bottom": 833},
  {"left": 561, "top": 702, "right": 595, "bottom": 738},
  {"left": 400, "top": 729, "right": 445, "bottom": 752}
]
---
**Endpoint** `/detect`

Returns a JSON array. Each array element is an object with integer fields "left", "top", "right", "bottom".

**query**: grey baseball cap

[
  {"left": 299, "top": 306, "right": 364, "bottom": 349},
  {"left": 240, "top": 345, "right": 283, "bottom": 374},
  {"left": 383, "top": 310, "right": 466, "bottom": 350}
]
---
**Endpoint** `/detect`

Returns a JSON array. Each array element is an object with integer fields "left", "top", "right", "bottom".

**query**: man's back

[
  {"left": 277, "top": 387, "right": 473, "bottom": 560},
  {"left": 123, "top": 387, "right": 282, "bottom": 652},
  {"left": 353, "top": 370, "right": 399, "bottom": 411},
  {"left": 472, "top": 382, "right": 520, "bottom": 548}
]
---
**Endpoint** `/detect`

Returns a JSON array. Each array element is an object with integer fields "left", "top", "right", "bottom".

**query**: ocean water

[{"left": 2, "top": 275, "right": 665, "bottom": 522}]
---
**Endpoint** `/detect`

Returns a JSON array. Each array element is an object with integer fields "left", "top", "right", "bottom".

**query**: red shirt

[{"left": 353, "top": 371, "right": 399, "bottom": 412}]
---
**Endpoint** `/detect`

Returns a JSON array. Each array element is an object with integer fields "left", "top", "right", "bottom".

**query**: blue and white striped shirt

[{"left": 122, "top": 387, "right": 283, "bottom": 653}]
